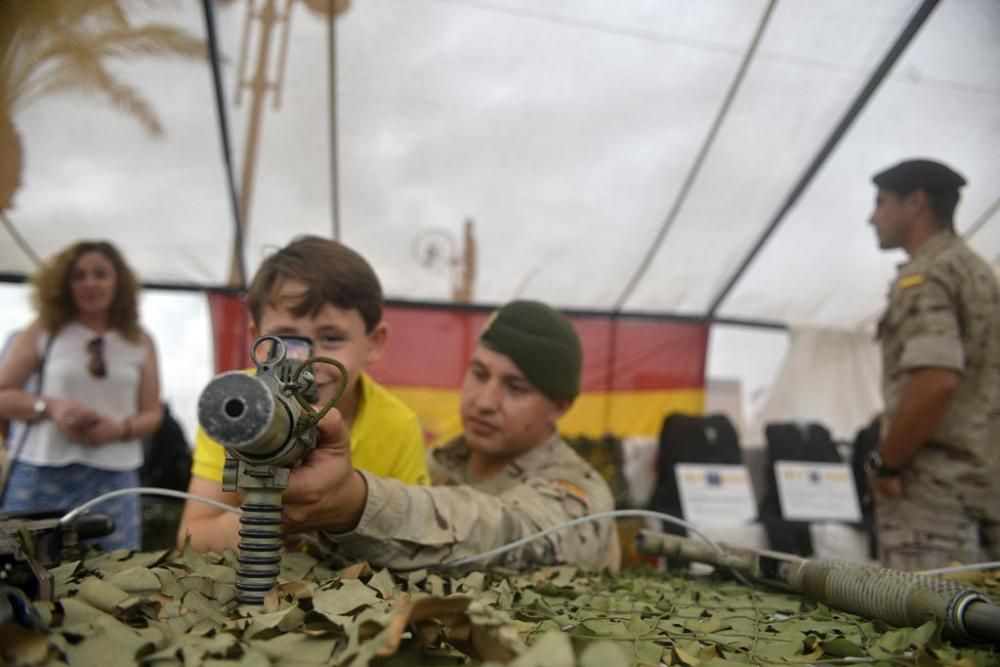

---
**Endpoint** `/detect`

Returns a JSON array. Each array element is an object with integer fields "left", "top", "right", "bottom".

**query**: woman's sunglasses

[{"left": 87, "top": 337, "right": 106, "bottom": 378}]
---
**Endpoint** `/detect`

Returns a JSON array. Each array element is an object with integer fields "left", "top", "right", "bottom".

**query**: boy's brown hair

[{"left": 246, "top": 236, "right": 383, "bottom": 332}]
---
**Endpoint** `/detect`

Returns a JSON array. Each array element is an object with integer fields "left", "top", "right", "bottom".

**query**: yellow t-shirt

[{"left": 191, "top": 372, "right": 429, "bottom": 485}]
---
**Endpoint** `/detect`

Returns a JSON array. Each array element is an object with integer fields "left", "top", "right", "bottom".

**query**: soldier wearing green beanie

[
  {"left": 281, "top": 300, "right": 622, "bottom": 572},
  {"left": 479, "top": 299, "right": 583, "bottom": 401}
]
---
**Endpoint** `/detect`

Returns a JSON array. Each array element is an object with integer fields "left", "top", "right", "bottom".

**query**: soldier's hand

[
  {"left": 282, "top": 408, "right": 368, "bottom": 535},
  {"left": 871, "top": 474, "right": 903, "bottom": 499}
]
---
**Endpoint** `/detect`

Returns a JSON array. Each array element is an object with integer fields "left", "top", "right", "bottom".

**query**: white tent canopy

[{"left": 1, "top": 0, "right": 998, "bottom": 441}]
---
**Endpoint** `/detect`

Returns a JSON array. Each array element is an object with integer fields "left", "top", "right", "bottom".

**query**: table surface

[{"left": 10, "top": 546, "right": 999, "bottom": 666}]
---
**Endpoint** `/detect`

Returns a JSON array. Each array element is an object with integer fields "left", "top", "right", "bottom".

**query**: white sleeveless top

[{"left": 19, "top": 322, "right": 148, "bottom": 470}]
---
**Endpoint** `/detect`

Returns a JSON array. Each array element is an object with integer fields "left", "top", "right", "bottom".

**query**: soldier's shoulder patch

[
  {"left": 898, "top": 273, "right": 925, "bottom": 289},
  {"left": 551, "top": 479, "right": 589, "bottom": 502}
]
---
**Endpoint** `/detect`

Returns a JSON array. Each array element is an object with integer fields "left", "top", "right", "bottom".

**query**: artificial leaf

[
  {"left": 107, "top": 566, "right": 162, "bottom": 593},
  {"left": 312, "top": 579, "right": 379, "bottom": 618}
]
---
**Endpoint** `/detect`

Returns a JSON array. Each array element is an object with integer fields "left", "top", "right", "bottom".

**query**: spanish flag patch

[
  {"left": 898, "top": 274, "right": 925, "bottom": 289},
  {"left": 552, "top": 480, "right": 589, "bottom": 502}
]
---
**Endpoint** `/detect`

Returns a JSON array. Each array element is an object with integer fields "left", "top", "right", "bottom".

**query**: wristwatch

[
  {"left": 32, "top": 398, "right": 48, "bottom": 419},
  {"left": 864, "top": 449, "right": 901, "bottom": 479}
]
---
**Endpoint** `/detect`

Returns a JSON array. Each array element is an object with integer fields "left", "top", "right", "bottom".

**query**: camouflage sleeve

[
  {"left": 895, "top": 275, "right": 964, "bottom": 372},
  {"left": 322, "top": 469, "right": 619, "bottom": 571}
]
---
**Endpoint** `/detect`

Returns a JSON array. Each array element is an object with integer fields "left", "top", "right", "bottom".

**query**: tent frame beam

[
  {"left": 374, "top": 298, "right": 787, "bottom": 331},
  {"left": 327, "top": 0, "right": 342, "bottom": 240},
  {"left": 201, "top": 0, "right": 247, "bottom": 288},
  {"left": 612, "top": 0, "right": 777, "bottom": 312},
  {"left": 705, "top": 0, "right": 941, "bottom": 320},
  {"left": 0, "top": 273, "right": 787, "bottom": 330}
]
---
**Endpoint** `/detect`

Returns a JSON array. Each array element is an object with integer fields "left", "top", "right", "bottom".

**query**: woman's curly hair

[{"left": 32, "top": 241, "right": 141, "bottom": 341}]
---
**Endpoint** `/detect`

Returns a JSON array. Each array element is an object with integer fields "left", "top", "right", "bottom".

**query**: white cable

[
  {"left": 60, "top": 490, "right": 744, "bottom": 583},
  {"left": 917, "top": 561, "right": 1000, "bottom": 577},
  {"left": 59, "top": 486, "right": 242, "bottom": 526},
  {"left": 444, "top": 508, "right": 726, "bottom": 567}
]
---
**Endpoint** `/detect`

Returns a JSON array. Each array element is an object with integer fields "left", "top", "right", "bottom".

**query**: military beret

[
  {"left": 479, "top": 300, "right": 582, "bottom": 401},
  {"left": 872, "top": 158, "right": 966, "bottom": 194}
]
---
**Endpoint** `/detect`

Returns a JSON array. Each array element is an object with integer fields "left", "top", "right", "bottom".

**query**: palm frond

[
  {"left": 2, "top": 30, "right": 56, "bottom": 107},
  {"left": 6, "top": 23, "right": 204, "bottom": 114},
  {"left": 95, "top": 26, "right": 207, "bottom": 61},
  {"left": 19, "top": 54, "right": 162, "bottom": 136},
  {"left": 3, "top": 0, "right": 128, "bottom": 38},
  {"left": 0, "top": 0, "right": 138, "bottom": 106},
  {"left": 2, "top": 1, "right": 200, "bottom": 134},
  {"left": 63, "top": 0, "right": 130, "bottom": 31},
  {"left": 92, "top": 64, "right": 163, "bottom": 136},
  {"left": 0, "top": 1, "right": 62, "bottom": 39},
  {"left": 17, "top": 68, "right": 82, "bottom": 110}
]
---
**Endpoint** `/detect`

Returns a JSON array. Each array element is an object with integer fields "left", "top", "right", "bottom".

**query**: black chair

[
  {"left": 849, "top": 416, "right": 881, "bottom": 558},
  {"left": 759, "top": 422, "right": 841, "bottom": 556},
  {"left": 139, "top": 404, "right": 192, "bottom": 551},
  {"left": 647, "top": 413, "right": 744, "bottom": 535}
]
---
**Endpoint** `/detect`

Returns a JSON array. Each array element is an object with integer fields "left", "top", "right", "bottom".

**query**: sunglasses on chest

[{"left": 87, "top": 337, "right": 106, "bottom": 378}]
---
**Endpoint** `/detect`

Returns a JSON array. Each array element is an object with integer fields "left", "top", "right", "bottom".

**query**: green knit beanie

[{"left": 479, "top": 300, "right": 582, "bottom": 400}]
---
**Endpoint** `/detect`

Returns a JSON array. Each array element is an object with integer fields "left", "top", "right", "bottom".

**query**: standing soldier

[{"left": 865, "top": 158, "right": 1000, "bottom": 570}]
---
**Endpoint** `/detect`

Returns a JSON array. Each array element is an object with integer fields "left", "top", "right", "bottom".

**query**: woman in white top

[{"left": 0, "top": 241, "right": 163, "bottom": 550}]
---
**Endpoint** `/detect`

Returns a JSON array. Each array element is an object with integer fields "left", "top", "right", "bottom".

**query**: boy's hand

[{"left": 282, "top": 408, "right": 368, "bottom": 535}]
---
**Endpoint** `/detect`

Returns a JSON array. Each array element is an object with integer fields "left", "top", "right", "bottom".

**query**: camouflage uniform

[
  {"left": 876, "top": 231, "right": 1000, "bottom": 570},
  {"left": 323, "top": 433, "right": 621, "bottom": 571}
]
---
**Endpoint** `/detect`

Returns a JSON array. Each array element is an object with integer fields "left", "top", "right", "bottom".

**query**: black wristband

[{"left": 864, "top": 449, "right": 902, "bottom": 478}]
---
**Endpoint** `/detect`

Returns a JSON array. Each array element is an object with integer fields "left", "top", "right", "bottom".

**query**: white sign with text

[
  {"left": 774, "top": 461, "right": 862, "bottom": 522},
  {"left": 674, "top": 463, "right": 757, "bottom": 525}
]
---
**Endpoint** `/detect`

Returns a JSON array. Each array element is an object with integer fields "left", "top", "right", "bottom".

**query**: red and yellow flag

[{"left": 370, "top": 305, "right": 707, "bottom": 445}]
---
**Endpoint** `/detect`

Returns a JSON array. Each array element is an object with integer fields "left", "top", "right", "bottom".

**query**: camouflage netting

[{"left": 2, "top": 545, "right": 997, "bottom": 666}]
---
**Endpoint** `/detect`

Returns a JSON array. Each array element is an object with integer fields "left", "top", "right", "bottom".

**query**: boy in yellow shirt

[{"left": 177, "top": 237, "right": 428, "bottom": 552}]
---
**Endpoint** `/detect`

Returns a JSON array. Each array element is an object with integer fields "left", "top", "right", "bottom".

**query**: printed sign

[
  {"left": 674, "top": 463, "right": 757, "bottom": 525},
  {"left": 774, "top": 461, "right": 862, "bottom": 522}
]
